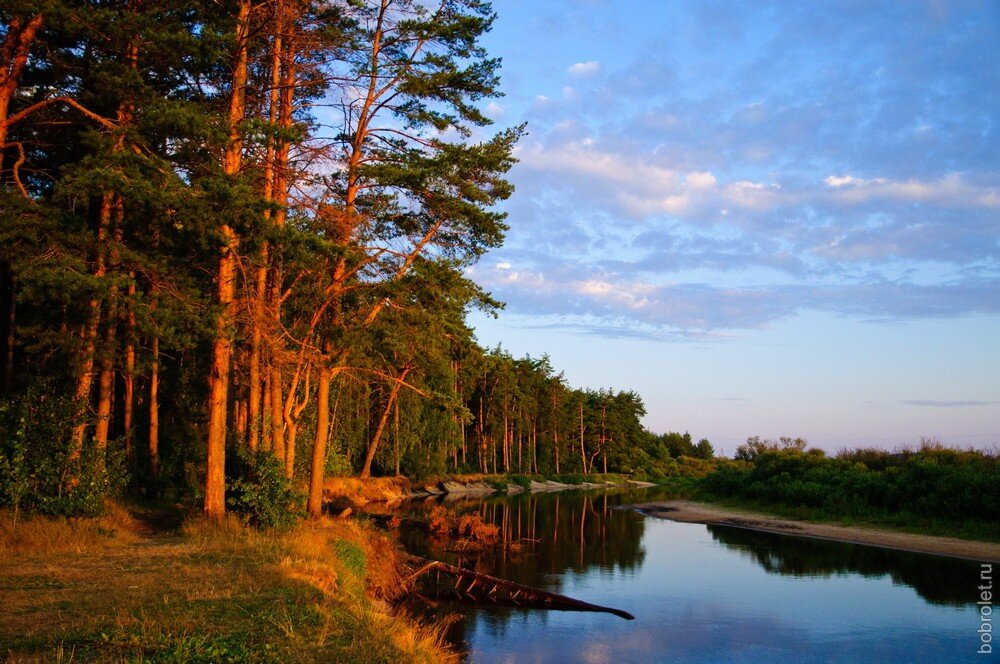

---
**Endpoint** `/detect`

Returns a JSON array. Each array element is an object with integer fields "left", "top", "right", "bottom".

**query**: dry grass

[
  {"left": 0, "top": 504, "right": 457, "bottom": 663},
  {"left": 0, "top": 503, "right": 141, "bottom": 556},
  {"left": 323, "top": 476, "right": 413, "bottom": 505}
]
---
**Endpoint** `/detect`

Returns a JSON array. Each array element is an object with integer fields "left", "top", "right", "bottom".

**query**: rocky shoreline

[{"left": 323, "top": 475, "right": 657, "bottom": 506}]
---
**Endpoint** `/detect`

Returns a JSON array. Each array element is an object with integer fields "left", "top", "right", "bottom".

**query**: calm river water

[{"left": 396, "top": 487, "right": 986, "bottom": 663}]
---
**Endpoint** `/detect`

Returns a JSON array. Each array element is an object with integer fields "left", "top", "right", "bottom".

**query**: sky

[{"left": 461, "top": 0, "right": 999, "bottom": 454}]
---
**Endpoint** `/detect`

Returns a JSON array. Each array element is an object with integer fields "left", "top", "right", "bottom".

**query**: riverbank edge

[
  {"left": 0, "top": 504, "right": 456, "bottom": 662},
  {"left": 626, "top": 499, "right": 1000, "bottom": 563},
  {"left": 323, "top": 474, "right": 657, "bottom": 506}
]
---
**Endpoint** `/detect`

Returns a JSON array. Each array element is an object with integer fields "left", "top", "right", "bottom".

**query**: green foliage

[
  {"left": 332, "top": 539, "right": 367, "bottom": 581},
  {"left": 485, "top": 477, "right": 507, "bottom": 491},
  {"left": 508, "top": 474, "right": 533, "bottom": 489},
  {"left": 557, "top": 473, "right": 586, "bottom": 485},
  {"left": 0, "top": 383, "right": 126, "bottom": 517},
  {"left": 226, "top": 450, "right": 303, "bottom": 529},
  {"left": 703, "top": 438, "right": 1000, "bottom": 530},
  {"left": 325, "top": 449, "right": 353, "bottom": 478}
]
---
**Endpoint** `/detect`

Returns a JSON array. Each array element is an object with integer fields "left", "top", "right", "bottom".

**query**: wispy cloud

[
  {"left": 567, "top": 60, "right": 600, "bottom": 76},
  {"left": 482, "top": 0, "right": 1000, "bottom": 338},
  {"left": 902, "top": 400, "right": 997, "bottom": 408}
]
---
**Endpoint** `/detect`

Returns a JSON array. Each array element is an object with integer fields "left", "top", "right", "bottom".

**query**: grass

[{"left": 0, "top": 504, "right": 456, "bottom": 663}]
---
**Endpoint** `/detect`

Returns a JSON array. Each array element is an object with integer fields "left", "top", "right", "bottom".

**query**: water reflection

[
  {"left": 400, "top": 489, "right": 649, "bottom": 589},
  {"left": 396, "top": 489, "right": 979, "bottom": 663},
  {"left": 706, "top": 524, "right": 981, "bottom": 606}
]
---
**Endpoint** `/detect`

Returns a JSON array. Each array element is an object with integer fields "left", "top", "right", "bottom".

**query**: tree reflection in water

[
  {"left": 397, "top": 489, "right": 981, "bottom": 660},
  {"left": 398, "top": 488, "right": 652, "bottom": 655},
  {"left": 705, "top": 524, "right": 982, "bottom": 607}
]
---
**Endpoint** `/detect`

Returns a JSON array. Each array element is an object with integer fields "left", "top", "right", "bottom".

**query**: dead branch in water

[{"left": 403, "top": 553, "right": 635, "bottom": 620}]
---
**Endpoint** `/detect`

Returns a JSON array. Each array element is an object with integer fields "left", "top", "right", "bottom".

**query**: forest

[
  {"left": 702, "top": 437, "right": 1000, "bottom": 539},
  {"left": 0, "top": 0, "right": 675, "bottom": 522}
]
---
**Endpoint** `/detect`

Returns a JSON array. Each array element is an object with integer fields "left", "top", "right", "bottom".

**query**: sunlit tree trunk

[
  {"left": 270, "top": 364, "right": 285, "bottom": 462},
  {"left": 94, "top": 196, "right": 125, "bottom": 453},
  {"left": 0, "top": 13, "right": 44, "bottom": 176},
  {"left": 124, "top": 279, "right": 136, "bottom": 475},
  {"left": 72, "top": 192, "right": 113, "bottom": 454},
  {"left": 248, "top": 1, "right": 284, "bottom": 453},
  {"left": 360, "top": 365, "right": 412, "bottom": 479},
  {"left": 205, "top": 0, "right": 251, "bottom": 520},
  {"left": 149, "top": 333, "right": 159, "bottom": 482},
  {"left": 307, "top": 362, "right": 332, "bottom": 518}
]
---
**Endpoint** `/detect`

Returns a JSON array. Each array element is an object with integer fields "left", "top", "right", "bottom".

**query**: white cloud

[
  {"left": 485, "top": 102, "right": 505, "bottom": 117},
  {"left": 825, "top": 175, "right": 862, "bottom": 187},
  {"left": 567, "top": 61, "right": 600, "bottom": 76},
  {"left": 824, "top": 173, "right": 1000, "bottom": 208},
  {"left": 685, "top": 171, "right": 718, "bottom": 189}
]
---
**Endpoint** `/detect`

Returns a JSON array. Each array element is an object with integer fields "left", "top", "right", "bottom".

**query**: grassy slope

[{"left": 0, "top": 504, "right": 454, "bottom": 663}]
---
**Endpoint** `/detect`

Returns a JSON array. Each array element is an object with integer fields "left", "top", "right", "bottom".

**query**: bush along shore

[{"left": 695, "top": 438, "right": 1000, "bottom": 543}]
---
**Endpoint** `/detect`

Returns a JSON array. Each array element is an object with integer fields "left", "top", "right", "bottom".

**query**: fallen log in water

[{"left": 403, "top": 554, "right": 635, "bottom": 620}]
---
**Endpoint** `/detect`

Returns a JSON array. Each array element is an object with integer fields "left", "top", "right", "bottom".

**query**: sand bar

[{"left": 628, "top": 500, "right": 1000, "bottom": 563}]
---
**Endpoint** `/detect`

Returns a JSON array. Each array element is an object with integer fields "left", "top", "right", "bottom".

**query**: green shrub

[
  {"left": 226, "top": 449, "right": 303, "bottom": 529},
  {"left": 508, "top": 474, "right": 532, "bottom": 489},
  {"left": 557, "top": 473, "right": 585, "bottom": 485},
  {"left": 0, "top": 383, "right": 127, "bottom": 518},
  {"left": 702, "top": 443, "right": 1000, "bottom": 527},
  {"left": 324, "top": 448, "right": 352, "bottom": 477}
]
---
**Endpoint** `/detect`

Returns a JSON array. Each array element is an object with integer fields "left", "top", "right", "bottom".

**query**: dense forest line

[
  {"left": 0, "top": 0, "right": 691, "bottom": 521},
  {"left": 701, "top": 437, "right": 1000, "bottom": 539}
]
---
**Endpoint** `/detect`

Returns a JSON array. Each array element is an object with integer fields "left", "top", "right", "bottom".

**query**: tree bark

[
  {"left": 359, "top": 365, "right": 412, "bottom": 479},
  {"left": 94, "top": 196, "right": 125, "bottom": 452},
  {"left": 71, "top": 192, "right": 113, "bottom": 454},
  {"left": 204, "top": 0, "right": 251, "bottom": 520},
  {"left": 249, "top": 0, "right": 284, "bottom": 454},
  {"left": 149, "top": 333, "right": 160, "bottom": 482},
  {"left": 123, "top": 279, "right": 136, "bottom": 475},
  {"left": 270, "top": 364, "right": 285, "bottom": 461},
  {"left": 307, "top": 362, "right": 332, "bottom": 518},
  {"left": 0, "top": 13, "right": 44, "bottom": 175}
]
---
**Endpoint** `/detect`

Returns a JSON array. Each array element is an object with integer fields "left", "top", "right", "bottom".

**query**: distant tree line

[
  {"left": 704, "top": 437, "right": 1000, "bottom": 535},
  {"left": 0, "top": 0, "right": 705, "bottom": 522}
]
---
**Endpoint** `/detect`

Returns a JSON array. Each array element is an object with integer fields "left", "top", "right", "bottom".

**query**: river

[{"left": 395, "top": 486, "right": 985, "bottom": 663}]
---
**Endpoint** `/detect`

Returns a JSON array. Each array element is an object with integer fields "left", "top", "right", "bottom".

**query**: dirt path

[{"left": 627, "top": 499, "right": 1000, "bottom": 563}]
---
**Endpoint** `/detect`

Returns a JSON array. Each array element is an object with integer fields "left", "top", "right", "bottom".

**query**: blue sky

[{"left": 463, "top": 0, "right": 999, "bottom": 454}]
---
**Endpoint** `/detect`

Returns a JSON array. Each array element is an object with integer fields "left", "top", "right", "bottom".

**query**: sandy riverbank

[{"left": 628, "top": 499, "right": 1000, "bottom": 563}]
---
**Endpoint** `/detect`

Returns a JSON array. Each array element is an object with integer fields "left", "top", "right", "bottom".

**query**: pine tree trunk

[
  {"left": 149, "top": 333, "right": 160, "bottom": 482},
  {"left": 72, "top": 192, "right": 113, "bottom": 455},
  {"left": 270, "top": 365, "right": 285, "bottom": 461},
  {"left": 94, "top": 196, "right": 124, "bottom": 453},
  {"left": 0, "top": 13, "right": 44, "bottom": 175},
  {"left": 360, "top": 365, "right": 411, "bottom": 479},
  {"left": 249, "top": 0, "right": 283, "bottom": 454},
  {"left": 204, "top": 0, "right": 251, "bottom": 520},
  {"left": 307, "top": 363, "right": 331, "bottom": 518},
  {"left": 262, "top": 370, "right": 272, "bottom": 452},
  {"left": 393, "top": 398, "right": 400, "bottom": 476},
  {"left": 124, "top": 279, "right": 136, "bottom": 475},
  {"left": 554, "top": 426, "right": 560, "bottom": 475}
]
